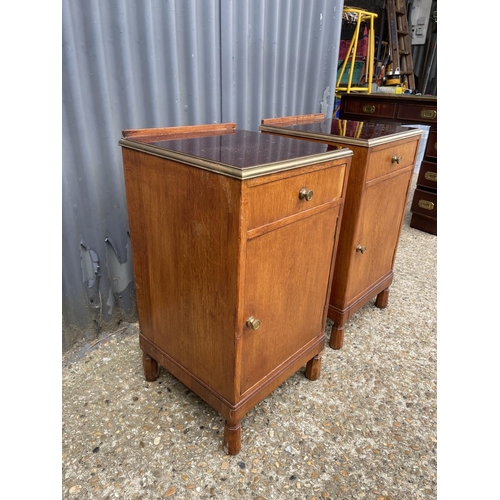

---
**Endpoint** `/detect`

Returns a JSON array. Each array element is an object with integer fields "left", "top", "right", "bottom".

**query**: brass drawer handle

[
  {"left": 246, "top": 316, "right": 261, "bottom": 331},
  {"left": 356, "top": 245, "right": 367, "bottom": 254},
  {"left": 424, "top": 171, "right": 437, "bottom": 182},
  {"left": 421, "top": 109, "right": 437, "bottom": 119},
  {"left": 299, "top": 188, "right": 314, "bottom": 201},
  {"left": 392, "top": 155, "right": 402, "bottom": 164},
  {"left": 418, "top": 200, "right": 435, "bottom": 211},
  {"left": 362, "top": 104, "right": 375, "bottom": 113}
]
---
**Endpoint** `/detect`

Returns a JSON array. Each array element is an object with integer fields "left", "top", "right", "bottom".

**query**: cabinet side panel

[{"left": 122, "top": 149, "right": 240, "bottom": 401}]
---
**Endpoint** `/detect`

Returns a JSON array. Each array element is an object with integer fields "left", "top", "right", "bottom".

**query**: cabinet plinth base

[{"left": 139, "top": 334, "right": 325, "bottom": 454}]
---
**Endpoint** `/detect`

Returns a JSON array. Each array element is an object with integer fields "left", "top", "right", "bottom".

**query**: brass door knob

[
  {"left": 391, "top": 155, "right": 402, "bottom": 164},
  {"left": 246, "top": 316, "right": 261, "bottom": 330},
  {"left": 356, "top": 245, "right": 367, "bottom": 254},
  {"left": 299, "top": 188, "right": 314, "bottom": 201}
]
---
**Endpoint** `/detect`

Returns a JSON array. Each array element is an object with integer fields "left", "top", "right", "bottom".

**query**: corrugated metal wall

[
  {"left": 411, "top": 0, "right": 437, "bottom": 95},
  {"left": 62, "top": 0, "right": 344, "bottom": 351}
]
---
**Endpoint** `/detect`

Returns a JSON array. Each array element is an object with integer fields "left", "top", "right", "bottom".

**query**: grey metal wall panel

[
  {"left": 62, "top": 0, "right": 344, "bottom": 351},
  {"left": 221, "top": 0, "right": 343, "bottom": 130}
]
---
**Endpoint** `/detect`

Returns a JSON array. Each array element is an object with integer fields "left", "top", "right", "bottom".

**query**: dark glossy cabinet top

[
  {"left": 119, "top": 127, "right": 352, "bottom": 180},
  {"left": 260, "top": 117, "right": 422, "bottom": 147}
]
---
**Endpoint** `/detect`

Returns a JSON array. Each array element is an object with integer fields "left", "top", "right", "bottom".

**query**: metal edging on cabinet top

[
  {"left": 118, "top": 138, "right": 353, "bottom": 180},
  {"left": 259, "top": 125, "right": 423, "bottom": 148}
]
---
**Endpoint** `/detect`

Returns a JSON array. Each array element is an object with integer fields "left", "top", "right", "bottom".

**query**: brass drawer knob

[
  {"left": 246, "top": 316, "right": 261, "bottom": 331},
  {"left": 356, "top": 245, "right": 367, "bottom": 254},
  {"left": 362, "top": 104, "right": 375, "bottom": 113},
  {"left": 424, "top": 171, "right": 437, "bottom": 182},
  {"left": 299, "top": 188, "right": 314, "bottom": 201},
  {"left": 418, "top": 200, "right": 435, "bottom": 211},
  {"left": 391, "top": 155, "right": 402, "bottom": 164}
]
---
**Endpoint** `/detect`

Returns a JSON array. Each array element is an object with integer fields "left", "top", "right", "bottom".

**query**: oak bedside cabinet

[
  {"left": 119, "top": 123, "right": 352, "bottom": 454},
  {"left": 260, "top": 114, "right": 422, "bottom": 350}
]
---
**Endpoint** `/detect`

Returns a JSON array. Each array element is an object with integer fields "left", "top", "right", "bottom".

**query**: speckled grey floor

[{"left": 62, "top": 171, "right": 437, "bottom": 499}]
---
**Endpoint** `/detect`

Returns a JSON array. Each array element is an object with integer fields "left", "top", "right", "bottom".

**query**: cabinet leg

[
  {"left": 329, "top": 323, "right": 345, "bottom": 350},
  {"left": 375, "top": 287, "right": 390, "bottom": 309},
  {"left": 223, "top": 419, "right": 242, "bottom": 455},
  {"left": 142, "top": 353, "right": 159, "bottom": 382},
  {"left": 305, "top": 354, "right": 322, "bottom": 380}
]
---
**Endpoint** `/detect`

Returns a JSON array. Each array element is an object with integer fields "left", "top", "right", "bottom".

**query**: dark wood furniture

[
  {"left": 337, "top": 93, "right": 437, "bottom": 235},
  {"left": 260, "top": 114, "right": 422, "bottom": 349},
  {"left": 119, "top": 123, "right": 352, "bottom": 454}
]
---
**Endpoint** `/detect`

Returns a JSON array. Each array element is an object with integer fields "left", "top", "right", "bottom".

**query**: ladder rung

[{"left": 386, "top": 0, "right": 415, "bottom": 90}]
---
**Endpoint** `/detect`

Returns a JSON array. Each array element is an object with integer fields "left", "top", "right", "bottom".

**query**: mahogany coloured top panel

[
  {"left": 269, "top": 118, "right": 420, "bottom": 143},
  {"left": 124, "top": 129, "right": 342, "bottom": 169}
]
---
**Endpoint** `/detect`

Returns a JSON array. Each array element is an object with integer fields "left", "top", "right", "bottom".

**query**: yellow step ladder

[{"left": 335, "top": 7, "right": 378, "bottom": 96}]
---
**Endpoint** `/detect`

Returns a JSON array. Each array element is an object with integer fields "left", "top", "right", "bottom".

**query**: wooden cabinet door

[
  {"left": 240, "top": 205, "right": 340, "bottom": 395},
  {"left": 345, "top": 171, "right": 412, "bottom": 301}
]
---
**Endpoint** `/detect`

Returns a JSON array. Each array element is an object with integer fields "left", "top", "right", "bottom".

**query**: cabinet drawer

[
  {"left": 397, "top": 103, "right": 437, "bottom": 124},
  {"left": 342, "top": 98, "right": 397, "bottom": 119},
  {"left": 425, "top": 130, "right": 437, "bottom": 159},
  {"left": 366, "top": 139, "right": 418, "bottom": 182},
  {"left": 416, "top": 160, "right": 437, "bottom": 190},
  {"left": 411, "top": 188, "right": 437, "bottom": 218},
  {"left": 247, "top": 164, "right": 346, "bottom": 229}
]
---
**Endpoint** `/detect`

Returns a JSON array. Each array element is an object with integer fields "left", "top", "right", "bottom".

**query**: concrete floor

[{"left": 62, "top": 172, "right": 437, "bottom": 499}]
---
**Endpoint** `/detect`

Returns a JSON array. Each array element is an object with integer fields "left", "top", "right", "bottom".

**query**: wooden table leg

[
  {"left": 142, "top": 353, "right": 159, "bottom": 382},
  {"left": 223, "top": 418, "right": 242, "bottom": 455},
  {"left": 375, "top": 287, "right": 390, "bottom": 309},
  {"left": 305, "top": 353, "right": 322, "bottom": 380},
  {"left": 329, "top": 322, "right": 345, "bottom": 349}
]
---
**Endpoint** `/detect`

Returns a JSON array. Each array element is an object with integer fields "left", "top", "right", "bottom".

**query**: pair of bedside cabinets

[{"left": 119, "top": 116, "right": 422, "bottom": 454}]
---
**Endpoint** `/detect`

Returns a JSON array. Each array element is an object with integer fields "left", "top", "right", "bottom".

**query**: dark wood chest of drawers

[
  {"left": 119, "top": 123, "right": 352, "bottom": 454},
  {"left": 338, "top": 93, "right": 437, "bottom": 235},
  {"left": 260, "top": 115, "right": 422, "bottom": 349}
]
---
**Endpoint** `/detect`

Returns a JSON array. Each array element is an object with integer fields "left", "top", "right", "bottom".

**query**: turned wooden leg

[
  {"left": 329, "top": 322, "right": 345, "bottom": 350},
  {"left": 305, "top": 353, "right": 322, "bottom": 381},
  {"left": 375, "top": 287, "right": 390, "bottom": 309},
  {"left": 223, "top": 419, "right": 242, "bottom": 455},
  {"left": 142, "top": 353, "right": 159, "bottom": 382}
]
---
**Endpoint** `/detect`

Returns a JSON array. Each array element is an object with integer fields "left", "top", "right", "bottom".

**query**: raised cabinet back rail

[{"left": 338, "top": 93, "right": 437, "bottom": 235}]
